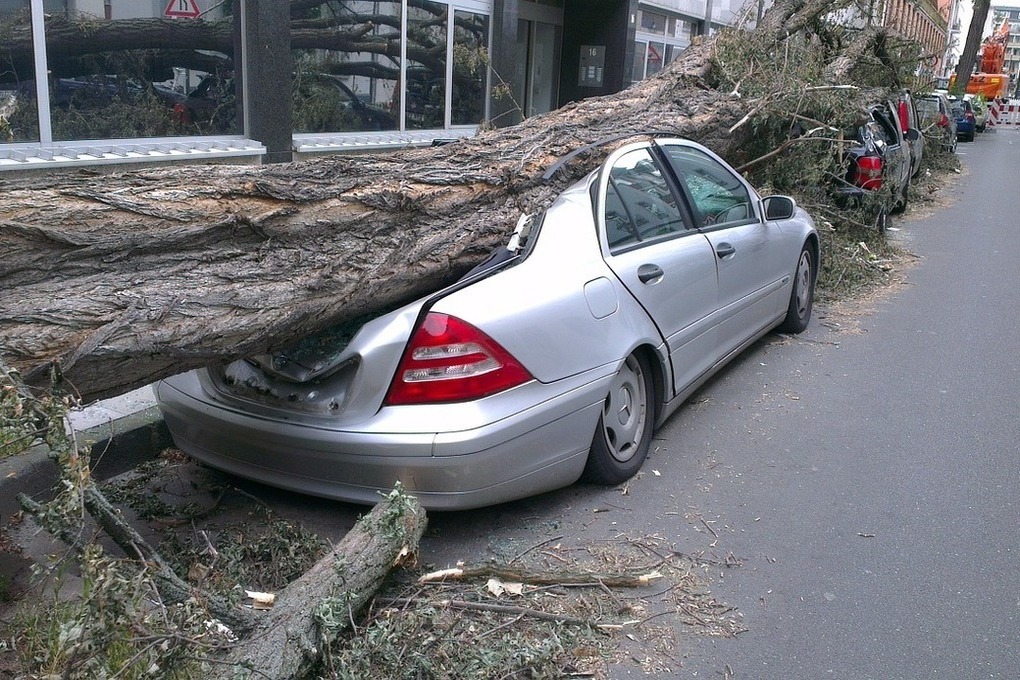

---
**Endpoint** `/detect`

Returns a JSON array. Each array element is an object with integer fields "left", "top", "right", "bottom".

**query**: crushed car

[{"left": 157, "top": 137, "right": 819, "bottom": 510}]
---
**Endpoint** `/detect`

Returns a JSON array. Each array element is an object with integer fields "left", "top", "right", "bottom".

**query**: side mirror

[
  {"left": 905, "top": 128, "right": 921, "bottom": 141},
  {"left": 762, "top": 195, "right": 796, "bottom": 221}
]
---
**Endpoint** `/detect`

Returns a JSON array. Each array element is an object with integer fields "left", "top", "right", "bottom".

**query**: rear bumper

[
  {"left": 832, "top": 186, "right": 875, "bottom": 209},
  {"left": 156, "top": 370, "right": 609, "bottom": 510}
]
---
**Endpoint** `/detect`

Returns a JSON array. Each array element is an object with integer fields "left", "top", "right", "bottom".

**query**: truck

[{"left": 949, "top": 19, "right": 1012, "bottom": 99}]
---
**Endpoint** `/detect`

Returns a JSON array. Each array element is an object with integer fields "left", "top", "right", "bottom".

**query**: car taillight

[
  {"left": 938, "top": 113, "right": 949, "bottom": 127},
  {"left": 898, "top": 100, "right": 909, "bottom": 134},
  {"left": 172, "top": 102, "right": 190, "bottom": 124},
  {"left": 384, "top": 312, "right": 533, "bottom": 405},
  {"left": 853, "top": 156, "right": 883, "bottom": 190}
]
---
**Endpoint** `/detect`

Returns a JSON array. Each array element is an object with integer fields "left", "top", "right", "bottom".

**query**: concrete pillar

[{"left": 239, "top": 0, "right": 293, "bottom": 164}]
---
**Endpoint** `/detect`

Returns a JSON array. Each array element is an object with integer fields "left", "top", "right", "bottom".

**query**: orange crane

[{"left": 950, "top": 19, "right": 1011, "bottom": 99}]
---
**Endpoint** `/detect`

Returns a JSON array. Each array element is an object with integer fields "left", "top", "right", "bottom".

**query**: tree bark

[
  {"left": 1, "top": 0, "right": 869, "bottom": 402},
  {"left": 953, "top": 0, "right": 992, "bottom": 94},
  {"left": 209, "top": 488, "right": 427, "bottom": 679},
  {"left": 1, "top": 38, "right": 739, "bottom": 402}
]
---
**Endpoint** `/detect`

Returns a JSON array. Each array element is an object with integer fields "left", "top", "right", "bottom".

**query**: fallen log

[
  {"left": 208, "top": 485, "right": 427, "bottom": 679},
  {"left": 1, "top": 0, "right": 899, "bottom": 403},
  {"left": 0, "top": 39, "right": 740, "bottom": 402}
]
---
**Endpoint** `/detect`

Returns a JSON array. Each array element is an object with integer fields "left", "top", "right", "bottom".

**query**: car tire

[
  {"left": 778, "top": 245, "right": 816, "bottom": 334},
  {"left": 876, "top": 204, "right": 890, "bottom": 233},
  {"left": 891, "top": 181, "right": 909, "bottom": 215},
  {"left": 583, "top": 352, "right": 655, "bottom": 485}
]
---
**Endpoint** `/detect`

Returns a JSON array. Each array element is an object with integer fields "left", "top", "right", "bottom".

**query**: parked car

[
  {"left": 156, "top": 137, "right": 819, "bottom": 510},
  {"left": 895, "top": 90, "right": 924, "bottom": 178},
  {"left": 167, "top": 72, "right": 396, "bottom": 134},
  {"left": 834, "top": 101, "right": 915, "bottom": 230},
  {"left": 916, "top": 92, "right": 958, "bottom": 153},
  {"left": 166, "top": 72, "right": 238, "bottom": 132},
  {"left": 951, "top": 98, "right": 977, "bottom": 141},
  {"left": 292, "top": 74, "right": 396, "bottom": 133},
  {"left": 964, "top": 94, "right": 988, "bottom": 132}
]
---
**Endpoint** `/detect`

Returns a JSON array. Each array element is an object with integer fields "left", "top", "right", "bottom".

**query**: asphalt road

[
  {"left": 622, "top": 129, "right": 1020, "bottom": 678},
  {"left": 421, "top": 130, "right": 1019, "bottom": 678},
  {"left": 227, "top": 129, "right": 1018, "bottom": 678}
]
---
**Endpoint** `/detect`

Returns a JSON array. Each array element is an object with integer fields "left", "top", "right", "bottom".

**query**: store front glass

[
  {"left": 3, "top": 1, "right": 237, "bottom": 142},
  {"left": 291, "top": 1, "right": 402, "bottom": 134},
  {"left": 1, "top": 1, "right": 39, "bottom": 143},
  {"left": 291, "top": 1, "right": 490, "bottom": 134},
  {"left": 633, "top": 5, "right": 695, "bottom": 82},
  {"left": 452, "top": 9, "right": 489, "bottom": 125},
  {"left": 406, "top": 0, "right": 448, "bottom": 130}
]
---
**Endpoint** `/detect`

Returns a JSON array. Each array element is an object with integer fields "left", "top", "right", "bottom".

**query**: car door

[
  {"left": 897, "top": 92, "right": 924, "bottom": 177},
  {"left": 870, "top": 106, "right": 911, "bottom": 196},
  {"left": 596, "top": 142, "right": 720, "bottom": 395},
  {"left": 657, "top": 141, "right": 790, "bottom": 354}
]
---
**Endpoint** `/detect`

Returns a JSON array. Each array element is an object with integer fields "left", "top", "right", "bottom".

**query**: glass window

[
  {"left": 43, "top": 3, "right": 236, "bottom": 141},
  {"left": 662, "top": 145, "right": 754, "bottom": 227},
  {"left": 1, "top": 1, "right": 38, "bottom": 143},
  {"left": 870, "top": 110, "right": 898, "bottom": 145},
  {"left": 676, "top": 19, "right": 693, "bottom": 41},
  {"left": 452, "top": 10, "right": 489, "bottom": 125},
  {"left": 664, "top": 44, "right": 675, "bottom": 66},
  {"left": 292, "top": 2, "right": 400, "bottom": 134},
  {"left": 639, "top": 10, "right": 667, "bottom": 35},
  {"left": 647, "top": 42, "right": 664, "bottom": 76},
  {"left": 631, "top": 41, "right": 646, "bottom": 82},
  {"left": 406, "top": 0, "right": 447, "bottom": 130},
  {"left": 604, "top": 148, "right": 688, "bottom": 252}
]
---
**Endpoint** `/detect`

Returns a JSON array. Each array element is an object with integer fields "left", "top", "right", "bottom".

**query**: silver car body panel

[{"left": 156, "top": 137, "right": 817, "bottom": 509}]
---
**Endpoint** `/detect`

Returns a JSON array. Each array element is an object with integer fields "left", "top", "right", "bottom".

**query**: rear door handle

[
  {"left": 716, "top": 242, "right": 736, "bottom": 258},
  {"left": 637, "top": 263, "right": 664, "bottom": 284}
]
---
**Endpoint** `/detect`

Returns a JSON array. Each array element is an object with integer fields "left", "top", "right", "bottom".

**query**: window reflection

[
  {"left": 631, "top": 41, "right": 646, "bottom": 82},
  {"left": 9, "top": 4, "right": 238, "bottom": 141},
  {"left": 605, "top": 148, "right": 687, "bottom": 252},
  {"left": 292, "top": 1, "right": 401, "bottom": 134},
  {"left": 646, "top": 42, "right": 664, "bottom": 76},
  {"left": 1, "top": 1, "right": 39, "bottom": 143},
  {"left": 5, "top": 0, "right": 493, "bottom": 155},
  {"left": 452, "top": 10, "right": 488, "bottom": 125},
  {"left": 406, "top": 0, "right": 447, "bottom": 130}
]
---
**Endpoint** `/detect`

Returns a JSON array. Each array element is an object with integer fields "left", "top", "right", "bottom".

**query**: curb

[{"left": 1, "top": 406, "right": 172, "bottom": 521}]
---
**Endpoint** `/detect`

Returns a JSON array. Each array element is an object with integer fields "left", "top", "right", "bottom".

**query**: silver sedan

[{"left": 156, "top": 138, "right": 819, "bottom": 510}]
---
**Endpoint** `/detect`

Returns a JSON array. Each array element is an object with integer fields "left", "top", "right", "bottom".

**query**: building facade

[
  {"left": 880, "top": 0, "right": 949, "bottom": 80},
  {"left": 0, "top": 0, "right": 745, "bottom": 171}
]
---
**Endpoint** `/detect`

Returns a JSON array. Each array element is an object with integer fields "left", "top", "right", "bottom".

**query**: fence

[{"left": 988, "top": 99, "right": 1020, "bottom": 128}]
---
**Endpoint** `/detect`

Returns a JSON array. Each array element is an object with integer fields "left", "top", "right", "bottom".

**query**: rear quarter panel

[{"left": 430, "top": 184, "right": 666, "bottom": 385}]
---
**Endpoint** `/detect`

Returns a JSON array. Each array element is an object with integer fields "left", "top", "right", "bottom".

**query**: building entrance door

[{"left": 516, "top": 1, "right": 563, "bottom": 118}]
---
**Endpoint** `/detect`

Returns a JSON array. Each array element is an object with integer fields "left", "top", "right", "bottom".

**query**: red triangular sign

[{"left": 164, "top": 0, "right": 200, "bottom": 18}]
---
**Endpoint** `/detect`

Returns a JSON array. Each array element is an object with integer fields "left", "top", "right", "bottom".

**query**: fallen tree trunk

[
  {"left": 209, "top": 486, "right": 427, "bottom": 679},
  {"left": 1, "top": 38, "right": 739, "bottom": 402},
  {"left": 1, "top": 0, "right": 897, "bottom": 402}
]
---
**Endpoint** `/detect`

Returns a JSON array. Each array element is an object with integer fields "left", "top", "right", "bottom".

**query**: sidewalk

[
  {"left": 2, "top": 384, "right": 170, "bottom": 526},
  {"left": 66, "top": 385, "right": 157, "bottom": 431}
]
